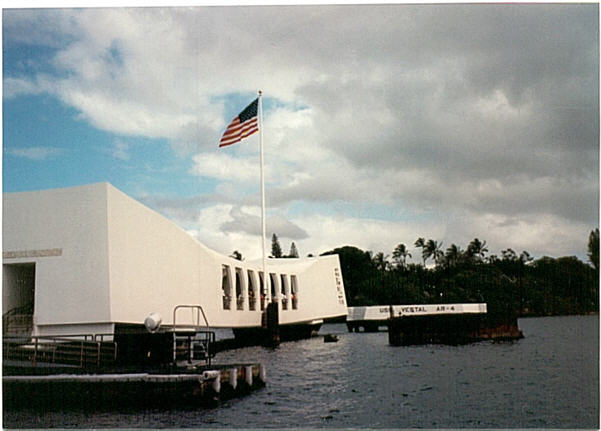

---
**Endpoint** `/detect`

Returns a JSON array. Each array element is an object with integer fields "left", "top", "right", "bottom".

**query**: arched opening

[
  {"left": 221, "top": 265, "right": 232, "bottom": 310},
  {"left": 280, "top": 274, "right": 289, "bottom": 310},
  {"left": 235, "top": 268, "right": 244, "bottom": 310},
  {"left": 269, "top": 273, "right": 278, "bottom": 303},
  {"left": 3, "top": 263, "right": 35, "bottom": 336},
  {"left": 259, "top": 272, "right": 266, "bottom": 310},
  {"left": 291, "top": 275, "right": 299, "bottom": 310},
  {"left": 247, "top": 270, "right": 257, "bottom": 311}
]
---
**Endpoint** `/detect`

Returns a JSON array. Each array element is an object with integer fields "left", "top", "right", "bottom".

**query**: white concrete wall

[
  {"left": 273, "top": 255, "right": 348, "bottom": 324},
  {"left": 106, "top": 184, "right": 347, "bottom": 328},
  {"left": 4, "top": 183, "right": 348, "bottom": 335},
  {"left": 3, "top": 184, "right": 111, "bottom": 331}
]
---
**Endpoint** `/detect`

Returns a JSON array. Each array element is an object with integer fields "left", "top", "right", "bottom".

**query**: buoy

[{"left": 144, "top": 312, "right": 162, "bottom": 333}]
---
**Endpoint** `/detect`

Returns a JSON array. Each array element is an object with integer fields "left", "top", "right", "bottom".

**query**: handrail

[
  {"left": 3, "top": 335, "right": 117, "bottom": 368},
  {"left": 172, "top": 305, "right": 209, "bottom": 330},
  {"left": 171, "top": 305, "right": 213, "bottom": 366}
]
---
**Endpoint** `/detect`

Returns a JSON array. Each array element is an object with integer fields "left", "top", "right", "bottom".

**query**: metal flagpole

[{"left": 258, "top": 90, "right": 268, "bottom": 304}]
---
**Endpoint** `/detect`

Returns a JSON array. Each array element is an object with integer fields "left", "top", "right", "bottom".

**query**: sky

[{"left": 2, "top": 4, "right": 599, "bottom": 263}]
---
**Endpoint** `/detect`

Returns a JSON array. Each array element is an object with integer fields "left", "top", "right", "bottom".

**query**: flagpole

[{"left": 258, "top": 90, "right": 268, "bottom": 303}]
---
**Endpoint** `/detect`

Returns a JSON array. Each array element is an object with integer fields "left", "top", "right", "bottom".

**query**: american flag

[{"left": 219, "top": 98, "right": 259, "bottom": 147}]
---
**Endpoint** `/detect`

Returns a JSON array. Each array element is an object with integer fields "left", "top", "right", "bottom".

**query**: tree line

[
  {"left": 231, "top": 230, "right": 599, "bottom": 318},
  {"left": 230, "top": 233, "right": 300, "bottom": 261},
  {"left": 321, "top": 229, "right": 599, "bottom": 318}
]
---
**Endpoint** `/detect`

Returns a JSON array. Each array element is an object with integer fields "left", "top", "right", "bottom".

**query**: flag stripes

[{"left": 219, "top": 98, "right": 259, "bottom": 147}]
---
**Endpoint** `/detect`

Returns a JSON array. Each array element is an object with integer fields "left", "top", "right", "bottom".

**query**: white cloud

[
  {"left": 3, "top": 77, "right": 45, "bottom": 99},
  {"left": 111, "top": 139, "right": 130, "bottom": 161},
  {"left": 191, "top": 151, "right": 259, "bottom": 183},
  {"left": 6, "top": 147, "right": 63, "bottom": 161},
  {"left": 4, "top": 5, "right": 598, "bottom": 260}
]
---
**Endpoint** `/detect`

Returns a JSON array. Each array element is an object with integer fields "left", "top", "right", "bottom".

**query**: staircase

[{"left": 3, "top": 306, "right": 33, "bottom": 336}]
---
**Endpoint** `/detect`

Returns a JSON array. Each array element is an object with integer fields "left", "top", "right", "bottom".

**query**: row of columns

[{"left": 221, "top": 265, "right": 298, "bottom": 312}]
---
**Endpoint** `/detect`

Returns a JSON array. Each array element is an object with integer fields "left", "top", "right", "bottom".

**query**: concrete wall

[
  {"left": 106, "top": 185, "right": 205, "bottom": 326},
  {"left": 3, "top": 184, "right": 111, "bottom": 333}
]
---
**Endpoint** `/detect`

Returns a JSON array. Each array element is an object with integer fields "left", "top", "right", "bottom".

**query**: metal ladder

[{"left": 172, "top": 305, "right": 215, "bottom": 366}]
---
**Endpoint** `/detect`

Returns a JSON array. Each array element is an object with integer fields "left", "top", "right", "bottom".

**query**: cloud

[
  {"left": 3, "top": 77, "right": 45, "bottom": 99},
  {"left": 110, "top": 139, "right": 130, "bottom": 161},
  {"left": 220, "top": 206, "right": 309, "bottom": 240},
  {"left": 191, "top": 151, "right": 259, "bottom": 183},
  {"left": 6, "top": 147, "right": 63, "bottom": 161},
  {"left": 3, "top": 5, "right": 598, "bottom": 260}
]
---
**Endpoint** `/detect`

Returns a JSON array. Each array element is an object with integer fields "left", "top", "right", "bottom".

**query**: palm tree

[
  {"left": 425, "top": 239, "right": 444, "bottom": 266},
  {"left": 414, "top": 237, "right": 426, "bottom": 266},
  {"left": 445, "top": 244, "right": 463, "bottom": 267},
  {"left": 467, "top": 238, "right": 488, "bottom": 262},
  {"left": 372, "top": 252, "right": 390, "bottom": 272},
  {"left": 392, "top": 243, "right": 411, "bottom": 269}
]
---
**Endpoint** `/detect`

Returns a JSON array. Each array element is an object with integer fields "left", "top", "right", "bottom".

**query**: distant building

[{"left": 3, "top": 183, "right": 347, "bottom": 338}]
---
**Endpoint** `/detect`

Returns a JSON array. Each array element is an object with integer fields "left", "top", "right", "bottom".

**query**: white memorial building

[{"left": 3, "top": 183, "right": 347, "bottom": 339}]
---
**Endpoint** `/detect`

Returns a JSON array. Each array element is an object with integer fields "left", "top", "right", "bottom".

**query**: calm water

[{"left": 4, "top": 315, "right": 599, "bottom": 428}]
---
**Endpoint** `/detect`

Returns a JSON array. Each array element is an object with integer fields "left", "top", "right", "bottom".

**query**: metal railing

[
  {"left": 3, "top": 335, "right": 117, "bottom": 368},
  {"left": 171, "top": 305, "right": 215, "bottom": 366}
]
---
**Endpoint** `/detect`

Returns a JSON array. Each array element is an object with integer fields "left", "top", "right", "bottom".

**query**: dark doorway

[{"left": 3, "top": 263, "right": 35, "bottom": 335}]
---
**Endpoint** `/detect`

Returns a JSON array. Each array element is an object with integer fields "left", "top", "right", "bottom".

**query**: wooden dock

[{"left": 3, "top": 363, "right": 266, "bottom": 410}]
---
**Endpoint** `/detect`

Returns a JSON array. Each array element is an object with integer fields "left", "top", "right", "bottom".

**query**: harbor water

[{"left": 4, "top": 315, "right": 599, "bottom": 428}]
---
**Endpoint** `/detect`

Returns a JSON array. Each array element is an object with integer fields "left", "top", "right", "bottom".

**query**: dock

[
  {"left": 346, "top": 303, "right": 523, "bottom": 345},
  {"left": 3, "top": 319, "right": 267, "bottom": 411},
  {"left": 4, "top": 363, "right": 266, "bottom": 410}
]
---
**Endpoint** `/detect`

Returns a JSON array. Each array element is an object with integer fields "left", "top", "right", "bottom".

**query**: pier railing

[{"left": 3, "top": 335, "right": 117, "bottom": 368}]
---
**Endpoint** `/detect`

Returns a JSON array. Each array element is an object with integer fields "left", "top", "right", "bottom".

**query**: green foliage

[
  {"left": 270, "top": 233, "right": 283, "bottom": 258},
  {"left": 392, "top": 243, "right": 411, "bottom": 268},
  {"left": 321, "top": 234, "right": 599, "bottom": 317},
  {"left": 321, "top": 246, "right": 375, "bottom": 306},
  {"left": 588, "top": 228, "right": 599, "bottom": 271},
  {"left": 230, "top": 250, "right": 243, "bottom": 261},
  {"left": 288, "top": 242, "right": 299, "bottom": 258}
]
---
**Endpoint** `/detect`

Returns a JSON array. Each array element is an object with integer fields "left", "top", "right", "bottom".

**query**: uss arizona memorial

[{"left": 3, "top": 183, "right": 348, "bottom": 340}]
